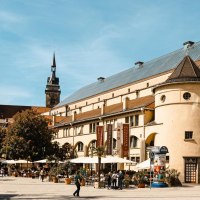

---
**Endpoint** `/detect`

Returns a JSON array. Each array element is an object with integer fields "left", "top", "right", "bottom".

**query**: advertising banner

[
  {"left": 107, "top": 124, "right": 113, "bottom": 155},
  {"left": 123, "top": 123, "right": 129, "bottom": 157},
  {"left": 96, "top": 126, "right": 104, "bottom": 147},
  {"left": 154, "top": 154, "right": 166, "bottom": 176},
  {"left": 117, "top": 123, "right": 122, "bottom": 156}
]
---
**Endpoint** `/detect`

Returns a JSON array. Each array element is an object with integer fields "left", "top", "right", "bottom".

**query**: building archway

[
  {"left": 145, "top": 132, "right": 157, "bottom": 147},
  {"left": 86, "top": 140, "right": 97, "bottom": 156}
]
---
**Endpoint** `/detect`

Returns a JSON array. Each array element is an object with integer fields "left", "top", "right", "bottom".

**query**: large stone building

[{"left": 43, "top": 40, "right": 200, "bottom": 184}]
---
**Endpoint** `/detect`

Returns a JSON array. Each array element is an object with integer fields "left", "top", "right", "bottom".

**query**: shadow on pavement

[
  {"left": 0, "top": 179, "right": 15, "bottom": 182},
  {"left": 0, "top": 194, "right": 107, "bottom": 200},
  {"left": 182, "top": 184, "right": 195, "bottom": 187},
  {"left": 0, "top": 194, "right": 18, "bottom": 200}
]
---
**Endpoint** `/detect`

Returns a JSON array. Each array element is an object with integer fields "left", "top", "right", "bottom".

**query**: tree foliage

[
  {"left": 4, "top": 109, "right": 55, "bottom": 161},
  {"left": 0, "top": 127, "right": 7, "bottom": 157},
  {"left": 47, "top": 142, "right": 77, "bottom": 162}
]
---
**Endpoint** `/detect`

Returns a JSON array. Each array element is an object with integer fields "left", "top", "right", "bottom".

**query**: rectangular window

[
  {"left": 130, "top": 116, "right": 134, "bottom": 126},
  {"left": 89, "top": 124, "right": 93, "bottom": 133},
  {"left": 131, "top": 156, "right": 140, "bottom": 163},
  {"left": 185, "top": 131, "right": 193, "bottom": 139},
  {"left": 135, "top": 115, "right": 139, "bottom": 126},
  {"left": 90, "top": 123, "right": 97, "bottom": 133},
  {"left": 68, "top": 128, "right": 71, "bottom": 137},
  {"left": 63, "top": 129, "right": 67, "bottom": 137},
  {"left": 75, "top": 127, "right": 77, "bottom": 136},
  {"left": 93, "top": 123, "right": 96, "bottom": 132},
  {"left": 125, "top": 117, "right": 129, "bottom": 123},
  {"left": 136, "top": 157, "right": 140, "bottom": 163}
]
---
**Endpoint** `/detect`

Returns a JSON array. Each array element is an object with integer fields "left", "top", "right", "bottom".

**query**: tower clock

[{"left": 45, "top": 53, "right": 61, "bottom": 108}]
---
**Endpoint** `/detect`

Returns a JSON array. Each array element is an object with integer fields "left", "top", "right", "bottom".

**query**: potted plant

[
  {"left": 123, "top": 173, "right": 131, "bottom": 188},
  {"left": 165, "top": 168, "right": 182, "bottom": 187},
  {"left": 62, "top": 161, "right": 73, "bottom": 184},
  {"left": 48, "top": 164, "right": 62, "bottom": 183},
  {"left": 135, "top": 171, "right": 147, "bottom": 188}
]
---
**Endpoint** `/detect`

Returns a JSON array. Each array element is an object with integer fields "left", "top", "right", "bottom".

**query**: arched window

[
  {"left": 113, "top": 138, "right": 117, "bottom": 149},
  {"left": 89, "top": 140, "right": 97, "bottom": 156},
  {"left": 130, "top": 136, "right": 138, "bottom": 148},
  {"left": 77, "top": 142, "right": 84, "bottom": 152}
]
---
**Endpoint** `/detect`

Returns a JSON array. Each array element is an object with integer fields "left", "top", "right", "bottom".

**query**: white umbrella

[
  {"left": 70, "top": 156, "right": 136, "bottom": 164},
  {"left": 15, "top": 159, "right": 32, "bottom": 164},
  {"left": 2, "top": 159, "right": 32, "bottom": 164},
  {"left": 2, "top": 160, "right": 16, "bottom": 164},
  {"left": 34, "top": 159, "right": 64, "bottom": 164},
  {"left": 102, "top": 156, "right": 136, "bottom": 164},
  {"left": 70, "top": 156, "right": 100, "bottom": 164},
  {"left": 135, "top": 158, "right": 153, "bottom": 170},
  {"left": 34, "top": 159, "right": 53, "bottom": 163}
]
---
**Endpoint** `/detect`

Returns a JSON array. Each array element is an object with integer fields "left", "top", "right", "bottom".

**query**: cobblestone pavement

[{"left": 0, "top": 176, "right": 200, "bottom": 200}]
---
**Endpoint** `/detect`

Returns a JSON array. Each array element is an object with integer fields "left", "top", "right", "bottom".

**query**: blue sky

[{"left": 1, "top": 0, "right": 200, "bottom": 106}]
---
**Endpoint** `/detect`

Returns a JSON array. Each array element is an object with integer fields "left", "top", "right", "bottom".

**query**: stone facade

[{"left": 43, "top": 41, "right": 200, "bottom": 183}]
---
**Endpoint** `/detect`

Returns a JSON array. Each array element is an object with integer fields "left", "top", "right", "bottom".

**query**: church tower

[{"left": 45, "top": 53, "right": 61, "bottom": 108}]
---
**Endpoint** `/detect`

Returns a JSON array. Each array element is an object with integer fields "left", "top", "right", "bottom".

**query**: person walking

[
  {"left": 107, "top": 172, "right": 112, "bottom": 189},
  {"left": 118, "top": 171, "right": 124, "bottom": 190},
  {"left": 73, "top": 171, "right": 82, "bottom": 197},
  {"left": 112, "top": 171, "right": 118, "bottom": 189},
  {"left": 40, "top": 168, "right": 45, "bottom": 182}
]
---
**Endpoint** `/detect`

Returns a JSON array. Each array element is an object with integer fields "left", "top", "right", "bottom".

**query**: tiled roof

[
  {"left": 166, "top": 55, "right": 200, "bottom": 83},
  {"left": 127, "top": 95, "right": 154, "bottom": 110},
  {"left": 55, "top": 41, "right": 200, "bottom": 108},
  {"left": 0, "top": 105, "right": 50, "bottom": 119},
  {"left": 75, "top": 108, "right": 101, "bottom": 121},
  {"left": 104, "top": 103, "right": 123, "bottom": 115}
]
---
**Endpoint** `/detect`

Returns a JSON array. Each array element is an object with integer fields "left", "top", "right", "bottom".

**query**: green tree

[
  {"left": 0, "top": 127, "right": 7, "bottom": 158},
  {"left": 92, "top": 145, "right": 105, "bottom": 185},
  {"left": 47, "top": 142, "right": 76, "bottom": 162},
  {"left": 4, "top": 109, "right": 55, "bottom": 161}
]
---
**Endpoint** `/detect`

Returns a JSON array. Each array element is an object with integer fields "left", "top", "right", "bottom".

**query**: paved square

[{"left": 0, "top": 177, "right": 200, "bottom": 200}]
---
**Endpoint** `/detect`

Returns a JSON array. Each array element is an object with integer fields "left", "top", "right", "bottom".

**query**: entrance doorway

[{"left": 185, "top": 158, "right": 197, "bottom": 183}]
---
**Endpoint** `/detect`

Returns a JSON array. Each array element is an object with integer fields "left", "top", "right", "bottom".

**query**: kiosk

[{"left": 150, "top": 146, "right": 168, "bottom": 188}]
